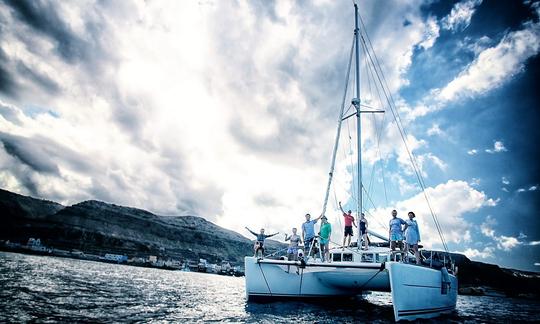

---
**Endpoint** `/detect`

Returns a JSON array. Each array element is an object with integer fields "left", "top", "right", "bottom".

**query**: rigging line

[
  {"left": 362, "top": 38, "right": 449, "bottom": 252},
  {"left": 360, "top": 36, "right": 387, "bottom": 209},
  {"left": 321, "top": 33, "right": 355, "bottom": 218},
  {"left": 258, "top": 262, "right": 273, "bottom": 296},
  {"left": 358, "top": 16, "right": 449, "bottom": 253},
  {"left": 362, "top": 42, "right": 377, "bottom": 197},
  {"left": 332, "top": 187, "right": 343, "bottom": 230},
  {"left": 377, "top": 132, "right": 390, "bottom": 207},
  {"left": 346, "top": 118, "right": 358, "bottom": 204},
  {"left": 365, "top": 71, "right": 450, "bottom": 252},
  {"left": 333, "top": 174, "right": 387, "bottom": 231}
]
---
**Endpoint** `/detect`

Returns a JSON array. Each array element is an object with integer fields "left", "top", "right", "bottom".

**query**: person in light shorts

[
  {"left": 285, "top": 228, "right": 302, "bottom": 261},
  {"left": 389, "top": 209, "right": 406, "bottom": 252}
]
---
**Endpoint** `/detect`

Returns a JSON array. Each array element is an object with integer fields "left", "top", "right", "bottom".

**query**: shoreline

[{"left": 0, "top": 245, "right": 244, "bottom": 277}]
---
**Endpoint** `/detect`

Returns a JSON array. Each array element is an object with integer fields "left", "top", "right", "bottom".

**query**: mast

[{"left": 353, "top": 4, "right": 363, "bottom": 248}]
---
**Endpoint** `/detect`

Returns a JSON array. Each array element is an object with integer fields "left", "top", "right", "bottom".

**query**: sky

[{"left": 0, "top": 0, "right": 539, "bottom": 271}]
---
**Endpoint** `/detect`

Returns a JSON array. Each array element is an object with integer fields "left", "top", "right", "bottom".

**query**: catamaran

[{"left": 244, "top": 3, "right": 458, "bottom": 322}]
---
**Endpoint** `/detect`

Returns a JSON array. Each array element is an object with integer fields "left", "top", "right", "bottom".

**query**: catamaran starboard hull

[{"left": 387, "top": 262, "right": 458, "bottom": 321}]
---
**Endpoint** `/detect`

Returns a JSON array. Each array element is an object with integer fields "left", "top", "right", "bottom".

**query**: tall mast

[{"left": 353, "top": 4, "right": 363, "bottom": 248}]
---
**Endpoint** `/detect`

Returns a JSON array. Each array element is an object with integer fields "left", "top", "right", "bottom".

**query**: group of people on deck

[{"left": 246, "top": 205, "right": 421, "bottom": 264}]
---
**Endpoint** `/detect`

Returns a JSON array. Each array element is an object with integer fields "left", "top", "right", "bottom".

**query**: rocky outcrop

[{"left": 0, "top": 189, "right": 283, "bottom": 264}]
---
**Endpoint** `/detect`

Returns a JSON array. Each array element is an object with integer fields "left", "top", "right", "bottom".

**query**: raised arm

[
  {"left": 284, "top": 233, "right": 291, "bottom": 241},
  {"left": 245, "top": 227, "right": 258, "bottom": 237},
  {"left": 265, "top": 232, "right": 279, "bottom": 239},
  {"left": 338, "top": 201, "right": 345, "bottom": 214},
  {"left": 314, "top": 214, "right": 323, "bottom": 222}
]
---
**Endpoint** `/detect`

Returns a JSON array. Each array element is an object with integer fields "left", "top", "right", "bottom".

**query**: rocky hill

[{"left": 0, "top": 189, "right": 283, "bottom": 264}]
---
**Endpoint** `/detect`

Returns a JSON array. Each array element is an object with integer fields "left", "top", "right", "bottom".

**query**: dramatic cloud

[
  {"left": 0, "top": 1, "right": 447, "bottom": 230},
  {"left": 437, "top": 16, "right": 540, "bottom": 102},
  {"left": 0, "top": 1, "right": 539, "bottom": 271}
]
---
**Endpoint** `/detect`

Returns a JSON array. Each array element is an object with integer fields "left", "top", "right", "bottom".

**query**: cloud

[
  {"left": 499, "top": 235, "right": 521, "bottom": 251},
  {"left": 530, "top": 241, "right": 540, "bottom": 246},
  {"left": 368, "top": 180, "right": 496, "bottom": 247},
  {"left": 459, "top": 247, "right": 494, "bottom": 259},
  {"left": 470, "top": 178, "right": 480, "bottom": 187},
  {"left": 480, "top": 215, "right": 523, "bottom": 251},
  {"left": 442, "top": 0, "right": 483, "bottom": 32},
  {"left": 0, "top": 1, "right": 446, "bottom": 234},
  {"left": 485, "top": 141, "right": 507, "bottom": 153},
  {"left": 419, "top": 16, "right": 440, "bottom": 50},
  {"left": 467, "top": 149, "right": 478, "bottom": 155},
  {"left": 535, "top": 263, "right": 540, "bottom": 266},
  {"left": 427, "top": 123, "right": 444, "bottom": 136},
  {"left": 436, "top": 17, "right": 540, "bottom": 102},
  {"left": 517, "top": 185, "right": 538, "bottom": 193},
  {"left": 502, "top": 176, "right": 510, "bottom": 185}
]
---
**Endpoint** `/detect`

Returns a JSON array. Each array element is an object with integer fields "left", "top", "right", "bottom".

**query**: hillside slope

[{"left": 0, "top": 189, "right": 282, "bottom": 263}]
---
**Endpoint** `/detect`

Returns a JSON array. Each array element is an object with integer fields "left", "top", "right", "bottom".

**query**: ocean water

[{"left": 1, "top": 252, "right": 539, "bottom": 323}]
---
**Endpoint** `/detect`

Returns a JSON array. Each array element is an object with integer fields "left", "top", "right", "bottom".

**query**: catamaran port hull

[{"left": 244, "top": 257, "right": 457, "bottom": 321}]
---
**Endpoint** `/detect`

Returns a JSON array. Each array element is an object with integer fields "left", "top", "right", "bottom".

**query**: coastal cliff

[
  {"left": 0, "top": 189, "right": 283, "bottom": 264},
  {"left": 1, "top": 188, "right": 539, "bottom": 297}
]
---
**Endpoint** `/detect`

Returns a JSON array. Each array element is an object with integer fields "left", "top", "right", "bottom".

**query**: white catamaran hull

[
  {"left": 387, "top": 262, "right": 458, "bottom": 320},
  {"left": 245, "top": 257, "right": 457, "bottom": 321}
]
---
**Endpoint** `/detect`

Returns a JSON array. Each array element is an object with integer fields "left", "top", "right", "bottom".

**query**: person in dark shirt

[
  {"left": 359, "top": 213, "right": 368, "bottom": 250},
  {"left": 245, "top": 227, "right": 279, "bottom": 258}
]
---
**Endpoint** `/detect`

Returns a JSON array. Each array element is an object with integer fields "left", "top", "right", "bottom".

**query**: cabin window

[
  {"left": 376, "top": 253, "right": 388, "bottom": 263},
  {"left": 361, "top": 253, "right": 374, "bottom": 262},
  {"left": 342, "top": 253, "right": 353, "bottom": 262},
  {"left": 332, "top": 253, "right": 342, "bottom": 262}
]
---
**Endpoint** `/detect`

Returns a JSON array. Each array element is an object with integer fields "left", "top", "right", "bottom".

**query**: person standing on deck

[
  {"left": 389, "top": 210, "right": 406, "bottom": 253},
  {"left": 319, "top": 216, "right": 332, "bottom": 262},
  {"left": 245, "top": 227, "right": 279, "bottom": 258},
  {"left": 339, "top": 201, "right": 357, "bottom": 249},
  {"left": 359, "top": 213, "right": 368, "bottom": 250},
  {"left": 404, "top": 212, "right": 421, "bottom": 265},
  {"left": 284, "top": 228, "right": 302, "bottom": 261},
  {"left": 301, "top": 213, "right": 323, "bottom": 257}
]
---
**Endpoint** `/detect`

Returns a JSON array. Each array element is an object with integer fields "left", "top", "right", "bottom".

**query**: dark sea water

[{"left": 1, "top": 252, "right": 539, "bottom": 323}]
